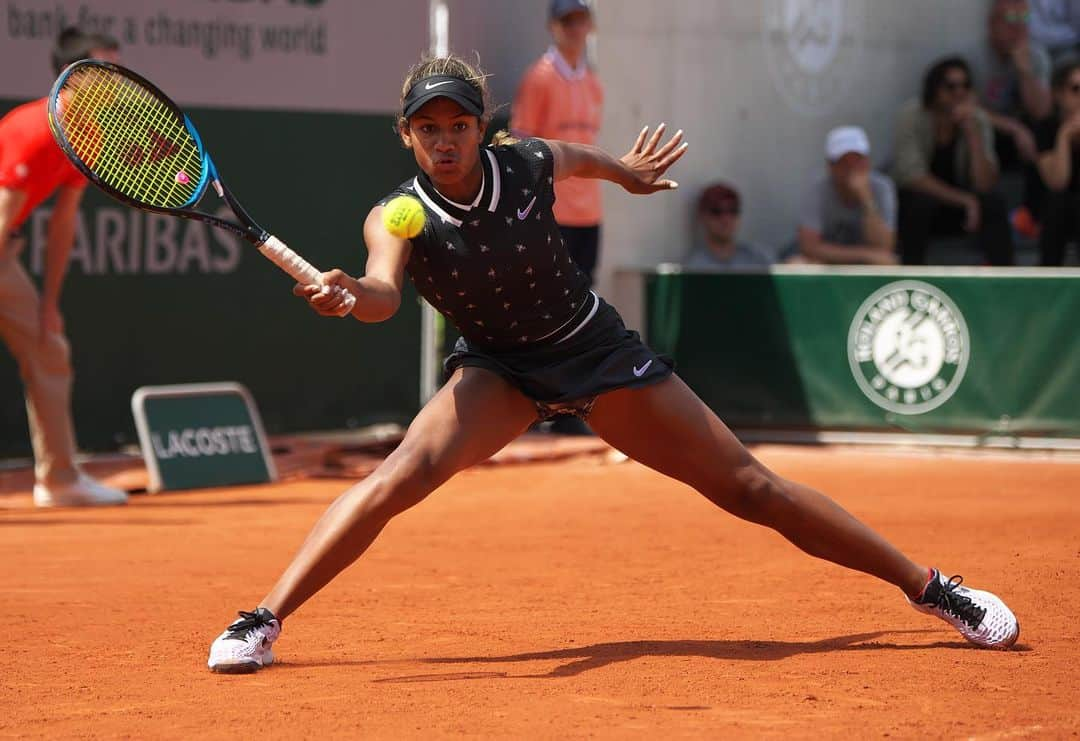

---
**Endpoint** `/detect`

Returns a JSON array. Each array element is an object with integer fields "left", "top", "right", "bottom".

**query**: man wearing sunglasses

[
  {"left": 982, "top": 0, "right": 1052, "bottom": 135},
  {"left": 683, "top": 183, "right": 772, "bottom": 269},
  {"left": 977, "top": 0, "right": 1053, "bottom": 231},
  {"left": 893, "top": 57, "right": 1015, "bottom": 265},
  {"left": 1033, "top": 59, "right": 1080, "bottom": 264}
]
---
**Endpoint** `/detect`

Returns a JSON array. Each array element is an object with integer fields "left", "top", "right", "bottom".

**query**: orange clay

[{"left": 1, "top": 444, "right": 1077, "bottom": 737}]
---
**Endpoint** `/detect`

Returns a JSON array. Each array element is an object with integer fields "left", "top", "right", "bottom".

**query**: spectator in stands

[
  {"left": 795, "top": 126, "right": 898, "bottom": 265},
  {"left": 1030, "top": 0, "right": 1080, "bottom": 64},
  {"left": 982, "top": 0, "right": 1052, "bottom": 159},
  {"left": 979, "top": 0, "right": 1053, "bottom": 232},
  {"left": 512, "top": 0, "right": 604, "bottom": 285},
  {"left": 894, "top": 57, "right": 1015, "bottom": 265},
  {"left": 684, "top": 183, "right": 772, "bottom": 269},
  {"left": 1034, "top": 59, "right": 1080, "bottom": 264}
]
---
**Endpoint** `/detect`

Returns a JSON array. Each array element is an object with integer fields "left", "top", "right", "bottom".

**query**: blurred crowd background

[{"left": 2, "top": 0, "right": 1078, "bottom": 477}]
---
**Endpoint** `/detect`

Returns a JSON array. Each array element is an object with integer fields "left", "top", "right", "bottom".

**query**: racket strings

[
  {"left": 56, "top": 67, "right": 204, "bottom": 209},
  {"left": 75, "top": 69, "right": 199, "bottom": 207}
]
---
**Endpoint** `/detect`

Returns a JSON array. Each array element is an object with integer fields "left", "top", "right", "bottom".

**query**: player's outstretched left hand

[{"left": 620, "top": 123, "right": 688, "bottom": 194}]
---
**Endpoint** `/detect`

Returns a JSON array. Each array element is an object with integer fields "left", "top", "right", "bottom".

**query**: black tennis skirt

[{"left": 444, "top": 294, "right": 673, "bottom": 403}]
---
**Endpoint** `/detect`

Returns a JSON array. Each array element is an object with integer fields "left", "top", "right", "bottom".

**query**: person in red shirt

[{"left": 0, "top": 27, "right": 127, "bottom": 507}]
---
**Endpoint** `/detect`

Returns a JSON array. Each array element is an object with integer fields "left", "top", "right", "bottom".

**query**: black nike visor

[{"left": 403, "top": 75, "right": 484, "bottom": 118}]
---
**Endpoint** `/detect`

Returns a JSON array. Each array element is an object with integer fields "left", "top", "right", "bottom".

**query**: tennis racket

[{"left": 47, "top": 59, "right": 355, "bottom": 315}]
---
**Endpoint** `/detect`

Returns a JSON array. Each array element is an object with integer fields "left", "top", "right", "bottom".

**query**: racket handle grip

[{"left": 259, "top": 235, "right": 356, "bottom": 317}]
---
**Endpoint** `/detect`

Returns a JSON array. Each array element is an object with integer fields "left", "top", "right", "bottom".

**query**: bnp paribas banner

[
  {"left": 3, "top": 1, "right": 427, "bottom": 112},
  {"left": 0, "top": 1, "right": 430, "bottom": 457}
]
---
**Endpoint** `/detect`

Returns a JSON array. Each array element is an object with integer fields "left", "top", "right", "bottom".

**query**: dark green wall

[{"left": 1, "top": 100, "right": 422, "bottom": 456}]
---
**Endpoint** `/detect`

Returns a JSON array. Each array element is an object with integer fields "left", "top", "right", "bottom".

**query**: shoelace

[
  {"left": 225, "top": 609, "right": 272, "bottom": 640},
  {"left": 935, "top": 575, "right": 987, "bottom": 629}
]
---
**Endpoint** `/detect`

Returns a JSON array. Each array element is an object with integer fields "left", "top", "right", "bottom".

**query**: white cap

[{"left": 825, "top": 126, "right": 870, "bottom": 161}]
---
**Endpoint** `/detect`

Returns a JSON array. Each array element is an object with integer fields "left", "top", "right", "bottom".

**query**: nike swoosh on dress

[{"left": 517, "top": 196, "right": 537, "bottom": 220}]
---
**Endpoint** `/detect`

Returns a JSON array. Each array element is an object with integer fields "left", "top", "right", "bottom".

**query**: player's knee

[
  {"left": 400, "top": 444, "right": 463, "bottom": 492},
  {"left": 713, "top": 464, "right": 793, "bottom": 525},
  {"left": 351, "top": 472, "right": 423, "bottom": 523},
  {"left": 361, "top": 482, "right": 416, "bottom": 523},
  {"left": 361, "top": 446, "right": 455, "bottom": 521}
]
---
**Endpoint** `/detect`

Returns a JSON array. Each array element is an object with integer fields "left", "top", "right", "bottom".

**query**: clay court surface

[{"left": 2, "top": 440, "right": 1079, "bottom": 739}]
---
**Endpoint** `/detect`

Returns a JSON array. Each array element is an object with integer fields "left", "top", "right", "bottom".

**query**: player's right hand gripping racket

[{"left": 47, "top": 59, "right": 355, "bottom": 315}]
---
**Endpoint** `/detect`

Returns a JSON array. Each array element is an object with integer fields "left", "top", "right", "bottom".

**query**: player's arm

[
  {"left": 41, "top": 185, "right": 85, "bottom": 334},
  {"left": 545, "top": 123, "right": 688, "bottom": 194},
  {"left": 293, "top": 205, "right": 411, "bottom": 322}
]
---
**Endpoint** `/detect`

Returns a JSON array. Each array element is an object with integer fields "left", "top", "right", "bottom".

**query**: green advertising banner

[{"left": 646, "top": 268, "right": 1080, "bottom": 437}]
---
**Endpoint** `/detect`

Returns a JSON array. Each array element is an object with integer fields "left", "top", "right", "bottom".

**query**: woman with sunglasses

[
  {"left": 894, "top": 56, "right": 1015, "bottom": 265},
  {"left": 1034, "top": 59, "right": 1080, "bottom": 264},
  {"left": 207, "top": 54, "right": 1020, "bottom": 674}
]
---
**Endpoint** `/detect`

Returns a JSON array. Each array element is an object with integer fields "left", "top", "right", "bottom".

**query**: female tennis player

[{"left": 208, "top": 56, "right": 1019, "bottom": 672}]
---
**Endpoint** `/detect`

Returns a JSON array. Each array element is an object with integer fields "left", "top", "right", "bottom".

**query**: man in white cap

[{"left": 795, "top": 126, "right": 898, "bottom": 264}]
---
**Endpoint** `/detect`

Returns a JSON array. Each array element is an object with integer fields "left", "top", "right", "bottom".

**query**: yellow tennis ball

[{"left": 382, "top": 196, "right": 426, "bottom": 239}]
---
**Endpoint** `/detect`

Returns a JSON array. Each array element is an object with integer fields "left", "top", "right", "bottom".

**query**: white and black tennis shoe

[
  {"left": 909, "top": 569, "right": 1019, "bottom": 649},
  {"left": 207, "top": 607, "right": 281, "bottom": 673}
]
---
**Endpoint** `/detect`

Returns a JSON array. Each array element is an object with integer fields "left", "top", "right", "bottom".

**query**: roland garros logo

[
  {"left": 763, "top": 0, "right": 865, "bottom": 116},
  {"left": 847, "top": 281, "right": 970, "bottom": 415}
]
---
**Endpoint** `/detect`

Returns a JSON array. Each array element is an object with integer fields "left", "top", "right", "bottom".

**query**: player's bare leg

[
  {"left": 588, "top": 375, "right": 1018, "bottom": 648},
  {"left": 262, "top": 367, "right": 536, "bottom": 619},
  {"left": 208, "top": 367, "right": 537, "bottom": 672},
  {"left": 589, "top": 375, "right": 926, "bottom": 592}
]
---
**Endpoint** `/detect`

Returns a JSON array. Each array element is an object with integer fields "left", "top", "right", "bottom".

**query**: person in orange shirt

[
  {"left": 0, "top": 27, "right": 127, "bottom": 507},
  {"left": 512, "top": 0, "right": 604, "bottom": 286}
]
